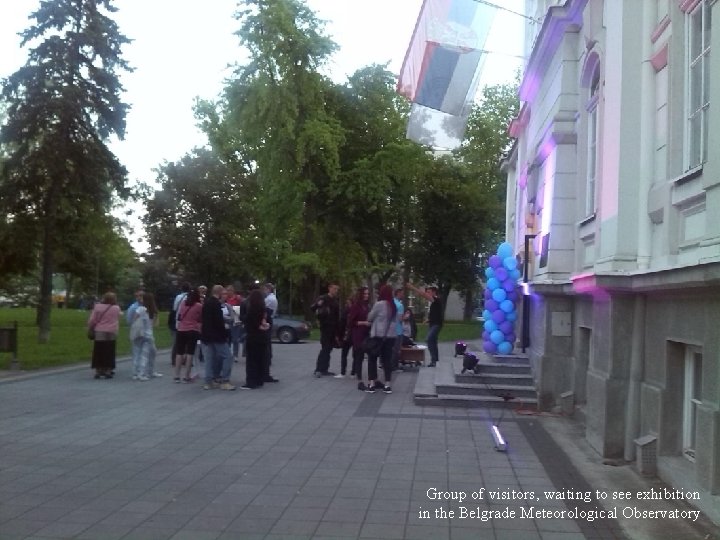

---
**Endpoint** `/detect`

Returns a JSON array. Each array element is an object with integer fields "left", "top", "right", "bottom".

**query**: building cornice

[{"left": 519, "top": 0, "right": 589, "bottom": 103}]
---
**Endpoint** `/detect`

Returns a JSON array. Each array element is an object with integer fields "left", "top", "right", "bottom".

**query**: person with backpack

[{"left": 312, "top": 282, "right": 341, "bottom": 377}]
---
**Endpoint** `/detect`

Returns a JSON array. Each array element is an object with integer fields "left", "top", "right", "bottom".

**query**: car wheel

[{"left": 278, "top": 327, "right": 297, "bottom": 344}]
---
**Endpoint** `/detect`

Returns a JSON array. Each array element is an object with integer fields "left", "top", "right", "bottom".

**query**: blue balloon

[
  {"left": 500, "top": 299, "right": 514, "bottom": 313},
  {"left": 494, "top": 267, "right": 508, "bottom": 282},
  {"left": 484, "top": 319, "right": 497, "bottom": 333},
  {"left": 492, "top": 309, "right": 505, "bottom": 324},
  {"left": 503, "top": 279, "right": 516, "bottom": 293},
  {"left": 498, "top": 242, "right": 513, "bottom": 259},
  {"left": 484, "top": 267, "right": 495, "bottom": 279},
  {"left": 490, "top": 330, "right": 504, "bottom": 345},
  {"left": 503, "top": 256, "right": 518, "bottom": 271},
  {"left": 491, "top": 288, "right": 507, "bottom": 302},
  {"left": 483, "top": 340, "right": 497, "bottom": 354},
  {"left": 506, "top": 311, "right": 517, "bottom": 322},
  {"left": 486, "top": 278, "right": 500, "bottom": 291},
  {"left": 489, "top": 255, "right": 502, "bottom": 269},
  {"left": 482, "top": 330, "right": 490, "bottom": 341},
  {"left": 482, "top": 309, "right": 491, "bottom": 321},
  {"left": 485, "top": 299, "right": 498, "bottom": 312},
  {"left": 497, "top": 341, "right": 513, "bottom": 355},
  {"left": 510, "top": 268, "right": 521, "bottom": 281}
]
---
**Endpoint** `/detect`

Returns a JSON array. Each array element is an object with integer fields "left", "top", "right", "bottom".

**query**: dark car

[{"left": 272, "top": 315, "right": 311, "bottom": 344}]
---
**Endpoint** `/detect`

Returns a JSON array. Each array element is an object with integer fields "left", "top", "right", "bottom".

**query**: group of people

[
  {"left": 169, "top": 282, "right": 278, "bottom": 390},
  {"left": 311, "top": 282, "right": 443, "bottom": 394},
  {"left": 87, "top": 282, "right": 280, "bottom": 390}
]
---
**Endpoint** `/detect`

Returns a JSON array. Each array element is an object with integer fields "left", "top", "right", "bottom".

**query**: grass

[
  {"left": 0, "top": 307, "right": 481, "bottom": 371},
  {"left": 0, "top": 307, "right": 173, "bottom": 370}
]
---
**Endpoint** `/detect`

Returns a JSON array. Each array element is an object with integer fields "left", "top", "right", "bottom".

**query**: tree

[
  {"left": 0, "top": 0, "right": 131, "bottom": 342},
  {"left": 143, "top": 148, "right": 260, "bottom": 286}
]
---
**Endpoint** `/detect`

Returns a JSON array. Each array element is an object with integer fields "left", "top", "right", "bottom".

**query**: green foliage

[{"left": 0, "top": 0, "right": 131, "bottom": 341}]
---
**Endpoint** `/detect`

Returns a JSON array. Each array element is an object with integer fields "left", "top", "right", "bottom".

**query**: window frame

[
  {"left": 682, "top": 345, "right": 703, "bottom": 461},
  {"left": 684, "top": 0, "right": 711, "bottom": 170},
  {"left": 585, "top": 68, "right": 600, "bottom": 217}
]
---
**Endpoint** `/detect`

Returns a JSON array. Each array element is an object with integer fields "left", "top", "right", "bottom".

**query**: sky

[{"left": 0, "top": 0, "right": 524, "bottom": 249}]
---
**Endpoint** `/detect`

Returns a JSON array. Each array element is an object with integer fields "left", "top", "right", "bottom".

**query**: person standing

[
  {"left": 366, "top": 284, "right": 398, "bottom": 393},
  {"left": 347, "top": 287, "right": 372, "bottom": 391},
  {"left": 335, "top": 298, "right": 353, "bottom": 378},
  {"left": 392, "top": 288, "right": 405, "bottom": 371},
  {"left": 225, "top": 285, "right": 242, "bottom": 361},
  {"left": 241, "top": 289, "right": 271, "bottom": 389},
  {"left": 312, "top": 283, "right": 341, "bottom": 377},
  {"left": 130, "top": 292, "right": 160, "bottom": 380},
  {"left": 87, "top": 292, "right": 121, "bottom": 379},
  {"left": 201, "top": 285, "right": 235, "bottom": 391},
  {"left": 263, "top": 283, "right": 279, "bottom": 383},
  {"left": 408, "top": 283, "right": 443, "bottom": 366},
  {"left": 174, "top": 288, "right": 202, "bottom": 383},
  {"left": 169, "top": 282, "right": 191, "bottom": 365}
]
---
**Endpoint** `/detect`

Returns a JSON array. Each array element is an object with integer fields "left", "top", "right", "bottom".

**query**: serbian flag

[{"left": 398, "top": 0, "right": 496, "bottom": 116}]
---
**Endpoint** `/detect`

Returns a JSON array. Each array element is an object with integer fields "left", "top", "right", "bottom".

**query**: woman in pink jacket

[
  {"left": 174, "top": 288, "right": 203, "bottom": 382},
  {"left": 87, "top": 292, "right": 122, "bottom": 379}
]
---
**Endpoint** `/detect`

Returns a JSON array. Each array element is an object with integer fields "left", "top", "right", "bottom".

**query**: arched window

[{"left": 584, "top": 59, "right": 601, "bottom": 216}]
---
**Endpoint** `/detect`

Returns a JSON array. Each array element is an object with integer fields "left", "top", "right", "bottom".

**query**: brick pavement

[{"left": 0, "top": 341, "right": 717, "bottom": 540}]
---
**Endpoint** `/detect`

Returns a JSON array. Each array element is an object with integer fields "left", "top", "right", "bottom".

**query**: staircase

[{"left": 413, "top": 351, "right": 538, "bottom": 409}]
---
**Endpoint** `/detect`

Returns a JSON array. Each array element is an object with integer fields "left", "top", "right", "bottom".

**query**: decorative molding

[
  {"left": 519, "top": 0, "right": 590, "bottom": 102},
  {"left": 650, "top": 43, "right": 669, "bottom": 72},
  {"left": 650, "top": 15, "right": 671, "bottom": 43},
  {"left": 509, "top": 103, "right": 531, "bottom": 138},
  {"left": 679, "top": 0, "right": 701, "bottom": 13}
]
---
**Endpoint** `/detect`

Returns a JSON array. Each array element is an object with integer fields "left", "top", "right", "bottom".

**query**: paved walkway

[{"left": 0, "top": 341, "right": 717, "bottom": 540}]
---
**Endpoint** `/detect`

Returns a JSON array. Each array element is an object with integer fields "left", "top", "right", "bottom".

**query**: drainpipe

[{"left": 624, "top": 294, "right": 646, "bottom": 462}]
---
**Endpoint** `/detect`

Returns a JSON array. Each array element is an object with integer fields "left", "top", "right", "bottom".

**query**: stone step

[
  {"left": 436, "top": 382, "right": 537, "bottom": 399},
  {"left": 456, "top": 372, "right": 534, "bottom": 386},
  {"left": 414, "top": 393, "right": 538, "bottom": 409},
  {"left": 464, "top": 361, "right": 531, "bottom": 375}
]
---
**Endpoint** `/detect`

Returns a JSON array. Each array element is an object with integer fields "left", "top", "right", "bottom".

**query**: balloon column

[{"left": 482, "top": 242, "right": 521, "bottom": 355}]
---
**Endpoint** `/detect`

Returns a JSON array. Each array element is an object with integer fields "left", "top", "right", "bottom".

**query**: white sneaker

[
  {"left": 138, "top": 376, "right": 150, "bottom": 382},
  {"left": 132, "top": 375, "right": 139, "bottom": 381},
  {"left": 334, "top": 374, "right": 345, "bottom": 379},
  {"left": 152, "top": 372, "right": 163, "bottom": 378}
]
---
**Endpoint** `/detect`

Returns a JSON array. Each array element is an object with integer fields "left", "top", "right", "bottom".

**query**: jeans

[
  {"left": 142, "top": 337, "right": 156, "bottom": 377},
  {"left": 201, "top": 341, "right": 232, "bottom": 383},
  {"left": 230, "top": 325, "right": 242, "bottom": 358},
  {"left": 427, "top": 324, "right": 441, "bottom": 364},
  {"left": 131, "top": 338, "right": 145, "bottom": 377}
]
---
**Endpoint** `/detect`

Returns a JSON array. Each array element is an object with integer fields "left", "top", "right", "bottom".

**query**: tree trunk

[
  {"left": 37, "top": 224, "right": 54, "bottom": 343},
  {"left": 462, "top": 287, "right": 474, "bottom": 322}
]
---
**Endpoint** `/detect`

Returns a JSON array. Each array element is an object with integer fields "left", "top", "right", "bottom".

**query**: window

[
  {"left": 586, "top": 67, "right": 600, "bottom": 216},
  {"left": 686, "top": 0, "right": 711, "bottom": 170},
  {"left": 683, "top": 346, "right": 703, "bottom": 461}
]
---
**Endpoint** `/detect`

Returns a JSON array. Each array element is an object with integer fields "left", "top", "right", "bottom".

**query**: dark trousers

[
  {"left": 352, "top": 346, "right": 365, "bottom": 380},
  {"left": 340, "top": 338, "right": 352, "bottom": 374},
  {"left": 315, "top": 328, "right": 336, "bottom": 373},
  {"left": 367, "top": 338, "right": 394, "bottom": 383},
  {"left": 245, "top": 339, "right": 266, "bottom": 388}
]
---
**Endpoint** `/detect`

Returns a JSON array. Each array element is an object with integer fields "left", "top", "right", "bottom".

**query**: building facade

[{"left": 504, "top": 0, "right": 720, "bottom": 516}]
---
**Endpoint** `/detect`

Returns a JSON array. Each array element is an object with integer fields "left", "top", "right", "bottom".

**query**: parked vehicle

[{"left": 272, "top": 315, "right": 311, "bottom": 344}]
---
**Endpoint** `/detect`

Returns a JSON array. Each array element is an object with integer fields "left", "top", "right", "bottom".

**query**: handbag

[
  {"left": 362, "top": 336, "right": 383, "bottom": 356},
  {"left": 88, "top": 304, "right": 112, "bottom": 340},
  {"left": 363, "top": 303, "right": 394, "bottom": 356}
]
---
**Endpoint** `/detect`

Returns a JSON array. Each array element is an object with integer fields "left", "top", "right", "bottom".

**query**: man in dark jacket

[
  {"left": 312, "top": 283, "right": 341, "bottom": 377},
  {"left": 201, "top": 285, "right": 235, "bottom": 390}
]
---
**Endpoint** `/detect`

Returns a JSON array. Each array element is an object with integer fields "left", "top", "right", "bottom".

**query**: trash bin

[{"left": 0, "top": 321, "right": 19, "bottom": 370}]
